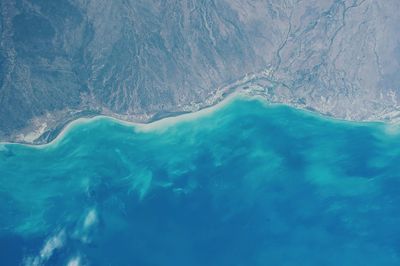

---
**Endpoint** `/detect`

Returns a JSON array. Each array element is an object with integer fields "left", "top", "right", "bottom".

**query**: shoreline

[
  {"left": 0, "top": 92, "right": 241, "bottom": 149},
  {"left": 1, "top": 93, "right": 398, "bottom": 149}
]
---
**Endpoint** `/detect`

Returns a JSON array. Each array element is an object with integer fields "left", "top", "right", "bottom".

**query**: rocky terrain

[{"left": 1, "top": 0, "right": 400, "bottom": 143}]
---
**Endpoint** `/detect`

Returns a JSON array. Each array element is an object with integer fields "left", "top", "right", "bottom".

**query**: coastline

[
  {"left": 0, "top": 92, "right": 241, "bottom": 149},
  {"left": 1, "top": 92, "right": 398, "bottom": 150},
  {"left": 3, "top": 65, "right": 400, "bottom": 147}
]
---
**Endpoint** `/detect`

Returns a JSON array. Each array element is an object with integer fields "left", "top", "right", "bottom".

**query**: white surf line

[
  {"left": 1, "top": 91, "right": 395, "bottom": 149},
  {"left": 0, "top": 92, "right": 246, "bottom": 149}
]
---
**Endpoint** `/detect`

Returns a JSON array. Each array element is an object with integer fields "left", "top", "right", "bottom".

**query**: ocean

[{"left": 1, "top": 96, "right": 400, "bottom": 265}]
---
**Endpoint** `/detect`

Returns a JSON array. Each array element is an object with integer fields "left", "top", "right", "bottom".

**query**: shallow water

[{"left": 1, "top": 97, "right": 400, "bottom": 265}]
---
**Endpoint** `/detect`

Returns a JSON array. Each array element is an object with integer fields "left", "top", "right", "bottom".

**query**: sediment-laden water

[{"left": 1, "top": 96, "right": 400, "bottom": 265}]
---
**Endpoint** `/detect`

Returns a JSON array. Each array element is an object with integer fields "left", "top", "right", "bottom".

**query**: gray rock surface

[{"left": 1, "top": 0, "right": 400, "bottom": 143}]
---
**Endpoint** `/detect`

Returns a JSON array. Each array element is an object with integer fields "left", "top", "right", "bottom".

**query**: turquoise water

[{"left": 1, "top": 96, "right": 400, "bottom": 265}]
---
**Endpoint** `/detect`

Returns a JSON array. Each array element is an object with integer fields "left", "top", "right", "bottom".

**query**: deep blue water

[{"left": 1, "top": 96, "right": 400, "bottom": 265}]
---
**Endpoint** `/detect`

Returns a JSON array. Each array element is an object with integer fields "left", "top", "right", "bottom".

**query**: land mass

[{"left": 1, "top": 0, "right": 400, "bottom": 144}]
